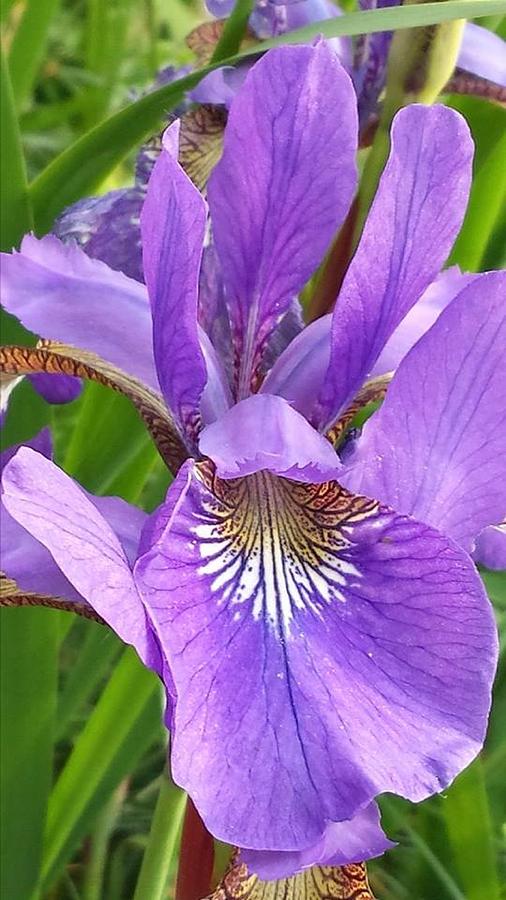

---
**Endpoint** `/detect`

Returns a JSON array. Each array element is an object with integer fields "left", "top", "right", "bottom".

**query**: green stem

[
  {"left": 442, "top": 759, "right": 501, "bottom": 900},
  {"left": 83, "top": 781, "right": 128, "bottom": 900},
  {"left": 211, "top": 0, "right": 255, "bottom": 62},
  {"left": 133, "top": 776, "right": 187, "bottom": 900}
]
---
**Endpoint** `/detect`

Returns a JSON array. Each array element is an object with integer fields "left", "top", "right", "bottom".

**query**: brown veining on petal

[
  {"left": 206, "top": 851, "right": 376, "bottom": 900},
  {"left": 0, "top": 573, "right": 105, "bottom": 624},
  {"left": 0, "top": 343, "right": 188, "bottom": 474},
  {"left": 326, "top": 375, "right": 392, "bottom": 448},
  {"left": 444, "top": 71, "right": 506, "bottom": 104},
  {"left": 179, "top": 105, "right": 227, "bottom": 192},
  {"left": 191, "top": 467, "right": 378, "bottom": 634},
  {"left": 186, "top": 20, "right": 228, "bottom": 66},
  {"left": 186, "top": 19, "right": 257, "bottom": 66}
]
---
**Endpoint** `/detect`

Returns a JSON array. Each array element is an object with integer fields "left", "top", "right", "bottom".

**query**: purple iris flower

[
  {"left": 1, "top": 44, "right": 505, "bottom": 876},
  {"left": 202, "top": 0, "right": 506, "bottom": 130}
]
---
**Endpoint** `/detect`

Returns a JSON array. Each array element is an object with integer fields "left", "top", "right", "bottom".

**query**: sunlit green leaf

[
  {"left": 40, "top": 649, "right": 162, "bottom": 892},
  {"left": 7, "top": 0, "right": 60, "bottom": 109}
]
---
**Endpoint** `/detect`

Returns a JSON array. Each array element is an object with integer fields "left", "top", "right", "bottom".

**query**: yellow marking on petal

[
  {"left": 207, "top": 851, "right": 376, "bottom": 900},
  {"left": 193, "top": 468, "right": 378, "bottom": 634},
  {"left": 179, "top": 105, "right": 227, "bottom": 192}
]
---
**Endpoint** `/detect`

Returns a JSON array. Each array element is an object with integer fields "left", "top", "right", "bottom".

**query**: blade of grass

[
  {"left": 40, "top": 648, "right": 162, "bottom": 892},
  {"left": 55, "top": 624, "right": 121, "bottom": 741},
  {"left": 0, "top": 48, "right": 33, "bottom": 248},
  {"left": 382, "top": 800, "right": 467, "bottom": 900},
  {"left": 0, "top": 610, "right": 58, "bottom": 900},
  {"left": 211, "top": 0, "right": 255, "bottom": 61},
  {"left": 61, "top": 383, "right": 151, "bottom": 495},
  {"left": 448, "top": 100, "right": 506, "bottom": 271},
  {"left": 82, "top": 780, "right": 129, "bottom": 900},
  {"left": 442, "top": 759, "right": 501, "bottom": 900},
  {"left": 0, "top": 44, "right": 57, "bottom": 900},
  {"left": 28, "top": 0, "right": 505, "bottom": 233},
  {"left": 82, "top": 0, "right": 136, "bottom": 129},
  {"left": 133, "top": 777, "right": 186, "bottom": 900},
  {"left": 7, "top": 0, "right": 60, "bottom": 110}
]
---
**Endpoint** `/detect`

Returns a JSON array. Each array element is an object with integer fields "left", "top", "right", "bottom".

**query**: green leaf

[
  {"left": 133, "top": 776, "right": 186, "bottom": 900},
  {"left": 55, "top": 622, "right": 121, "bottom": 741},
  {"left": 0, "top": 45, "right": 55, "bottom": 900},
  {"left": 29, "top": 0, "right": 505, "bottom": 233},
  {"left": 211, "top": 0, "right": 255, "bottom": 62},
  {"left": 82, "top": 0, "right": 137, "bottom": 128},
  {"left": 448, "top": 99, "right": 506, "bottom": 272},
  {"left": 7, "top": 0, "right": 60, "bottom": 110},
  {"left": 442, "top": 759, "right": 501, "bottom": 900},
  {"left": 60, "top": 383, "right": 153, "bottom": 496},
  {"left": 0, "top": 48, "right": 33, "bottom": 249},
  {"left": 40, "top": 648, "right": 162, "bottom": 892},
  {"left": 0, "top": 609, "right": 58, "bottom": 900}
]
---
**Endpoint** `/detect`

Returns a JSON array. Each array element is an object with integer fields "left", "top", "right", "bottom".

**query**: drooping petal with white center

[
  {"left": 207, "top": 42, "right": 357, "bottom": 399},
  {"left": 2, "top": 448, "right": 159, "bottom": 672},
  {"left": 134, "top": 461, "right": 496, "bottom": 856},
  {"left": 315, "top": 104, "right": 473, "bottom": 431},
  {"left": 340, "top": 272, "right": 506, "bottom": 554}
]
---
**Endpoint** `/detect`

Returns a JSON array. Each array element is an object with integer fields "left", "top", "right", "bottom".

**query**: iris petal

[
  {"left": 207, "top": 42, "right": 357, "bottom": 399},
  {"left": 135, "top": 461, "right": 496, "bottom": 854},
  {"left": 2, "top": 448, "right": 159, "bottom": 673},
  {"left": 340, "top": 271, "right": 506, "bottom": 554},
  {"left": 315, "top": 103, "right": 473, "bottom": 431}
]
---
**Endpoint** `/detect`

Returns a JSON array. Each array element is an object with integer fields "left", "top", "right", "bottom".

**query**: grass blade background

[
  {"left": 0, "top": 48, "right": 33, "bottom": 248},
  {"left": 40, "top": 649, "right": 162, "bottom": 892},
  {"left": 82, "top": 0, "right": 136, "bottom": 129},
  {"left": 1, "top": 45, "right": 58, "bottom": 900},
  {"left": 448, "top": 99, "right": 506, "bottom": 271},
  {"left": 28, "top": 0, "right": 505, "bottom": 233},
  {"left": 7, "top": 0, "right": 60, "bottom": 110},
  {"left": 0, "top": 610, "right": 58, "bottom": 900},
  {"left": 442, "top": 760, "right": 501, "bottom": 900}
]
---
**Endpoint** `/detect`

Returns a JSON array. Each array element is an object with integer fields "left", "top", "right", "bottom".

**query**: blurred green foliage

[{"left": 1, "top": 2, "right": 505, "bottom": 899}]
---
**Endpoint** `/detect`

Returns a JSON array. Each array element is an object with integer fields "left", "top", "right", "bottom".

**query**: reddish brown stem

[
  {"left": 307, "top": 195, "right": 359, "bottom": 322},
  {"left": 175, "top": 799, "right": 215, "bottom": 900}
]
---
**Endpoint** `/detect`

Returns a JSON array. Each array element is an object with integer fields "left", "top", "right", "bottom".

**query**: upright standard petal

[
  {"left": 199, "top": 394, "right": 342, "bottom": 482},
  {"left": 0, "top": 234, "right": 158, "bottom": 390},
  {"left": 141, "top": 121, "right": 209, "bottom": 445},
  {"left": 341, "top": 272, "right": 506, "bottom": 554},
  {"left": 135, "top": 462, "right": 496, "bottom": 855},
  {"left": 315, "top": 104, "right": 473, "bottom": 431},
  {"left": 207, "top": 42, "right": 357, "bottom": 399},
  {"left": 2, "top": 448, "right": 159, "bottom": 671}
]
